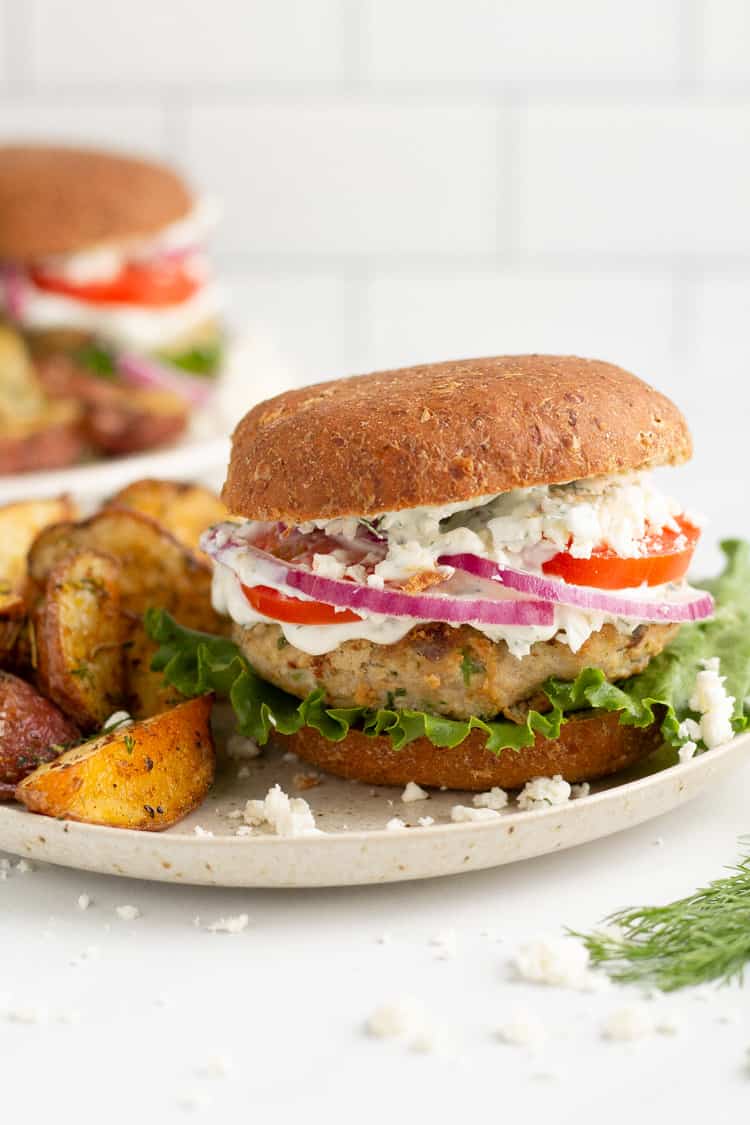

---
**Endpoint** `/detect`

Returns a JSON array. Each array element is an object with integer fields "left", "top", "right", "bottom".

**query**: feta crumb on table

[
  {"left": 512, "top": 938, "right": 602, "bottom": 991},
  {"left": 401, "top": 781, "right": 429, "bottom": 803},
  {"left": 206, "top": 914, "right": 249, "bottom": 935},
  {"left": 77, "top": 894, "right": 92, "bottom": 911},
  {"left": 497, "top": 1012, "right": 547, "bottom": 1047},
  {"left": 602, "top": 1005, "right": 655, "bottom": 1041},
  {"left": 385, "top": 816, "right": 407, "bottom": 831},
  {"left": 115, "top": 905, "right": 141, "bottom": 921},
  {"left": 417, "top": 816, "right": 435, "bottom": 828}
]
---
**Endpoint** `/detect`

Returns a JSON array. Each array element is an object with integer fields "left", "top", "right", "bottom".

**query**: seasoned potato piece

[
  {"left": 0, "top": 591, "right": 25, "bottom": 664},
  {"left": 0, "top": 400, "right": 86, "bottom": 475},
  {"left": 0, "top": 496, "right": 76, "bottom": 598},
  {"left": 16, "top": 694, "right": 215, "bottom": 830},
  {"left": 0, "top": 670, "right": 79, "bottom": 799},
  {"left": 125, "top": 628, "right": 184, "bottom": 720},
  {"left": 28, "top": 508, "right": 222, "bottom": 632},
  {"left": 105, "top": 478, "right": 227, "bottom": 557},
  {"left": 35, "top": 550, "right": 124, "bottom": 730}
]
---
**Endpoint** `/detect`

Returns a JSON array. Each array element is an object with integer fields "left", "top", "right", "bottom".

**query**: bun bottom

[{"left": 273, "top": 711, "right": 664, "bottom": 791}]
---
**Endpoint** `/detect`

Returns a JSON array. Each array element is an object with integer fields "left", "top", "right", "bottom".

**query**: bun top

[
  {"left": 223, "top": 355, "right": 692, "bottom": 522},
  {"left": 0, "top": 145, "right": 193, "bottom": 261}
]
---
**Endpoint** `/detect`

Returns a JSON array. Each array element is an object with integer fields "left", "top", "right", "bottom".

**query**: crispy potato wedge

[
  {"left": 0, "top": 399, "right": 87, "bottom": 475},
  {"left": 36, "top": 354, "right": 188, "bottom": 456},
  {"left": 0, "top": 496, "right": 77, "bottom": 598},
  {"left": 28, "top": 508, "right": 221, "bottom": 631},
  {"left": 125, "top": 628, "right": 185, "bottom": 720},
  {"left": 16, "top": 694, "right": 215, "bottom": 829},
  {"left": 86, "top": 386, "right": 188, "bottom": 456},
  {"left": 0, "top": 591, "right": 25, "bottom": 664},
  {"left": 0, "top": 670, "right": 79, "bottom": 799},
  {"left": 105, "top": 478, "right": 227, "bottom": 557},
  {"left": 35, "top": 550, "right": 125, "bottom": 730}
]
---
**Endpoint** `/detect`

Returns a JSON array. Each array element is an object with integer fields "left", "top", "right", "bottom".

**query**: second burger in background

[{"left": 0, "top": 144, "right": 223, "bottom": 462}]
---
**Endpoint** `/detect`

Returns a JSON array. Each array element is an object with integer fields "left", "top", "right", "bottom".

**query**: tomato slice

[
  {"left": 241, "top": 584, "right": 363, "bottom": 626},
  {"left": 30, "top": 260, "right": 200, "bottom": 307},
  {"left": 542, "top": 516, "right": 700, "bottom": 590}
]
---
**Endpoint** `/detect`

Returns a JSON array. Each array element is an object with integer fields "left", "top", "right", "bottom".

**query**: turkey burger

[{"left": 162, "top": 355, "right": 715, "bottom": 790}]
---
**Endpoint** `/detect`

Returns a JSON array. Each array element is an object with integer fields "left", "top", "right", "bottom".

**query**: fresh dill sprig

[{"left": 570, "top": 849, "right": 750, "bottom": 992}]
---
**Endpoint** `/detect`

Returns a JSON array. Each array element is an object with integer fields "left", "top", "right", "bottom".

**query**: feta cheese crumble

[
  {"left": 417, "top": 815, "right": 435, "bottom": 828},
  {"left": 366, "top": 999, "right": 424, "bottom": 1040},
  {"left": 401, "top": 781, "right": 429, "bottom": 804},
  {"left": 243, "top": 784, "right": 319, "bottom": 837},
  {"left": 206, "top": 914, "right": 249, "bottom": 935},
  {"left": 689, "top": 657, "right": 735, "bottom": 749},
  {"left": 602, "top": 1006, "right": 655, "bottom": 1041},
  {"left": 451, "top": 805, "right": 501, "bottom": 823},
  {"left": 497, "top": 1012, "right": 547, "bottom": 1047},
  {"left": 226, "top": 733, "right": 262, "bottom": 760},
  {"left": 115, "top": 905, "right": 141, "bottom": 921},
  {"left": 512, "top": 939, "right": 602, "bottom": 991},
  {"left": 77, "top": 894, "right": 92, "bottom": 911},
  {"left": 385, "top": 816, "right": 407, "bottom": 831},
  {"left": 517, "top": 775, "right": 572, "bottom": 811},
  {"left": 472, "top": 787, "right": 508, "bottom": 812}
]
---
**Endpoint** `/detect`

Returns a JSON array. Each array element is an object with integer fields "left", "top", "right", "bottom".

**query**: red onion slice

[
  {"left": 117, "top": 352, "right": 213, "bottom": 406},
  {"left": 0, "top": 265, "right": 28, "bottom": 320},
  {"left": 439, "top": 553, "right": 714, "bottom": 623},
  {"left": 203, "top": 526, "right": 555, "bottom": 628}
]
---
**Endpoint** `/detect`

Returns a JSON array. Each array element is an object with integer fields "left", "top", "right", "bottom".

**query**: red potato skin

[
  {"left": 0, "top": 420, "right": 86, "bottom": 474},
  {"left": 0, "top": 671, "right": 80, "bottom": 798},
  {"left": 36, "top": 356, "right": 188, "bottom": 456}
]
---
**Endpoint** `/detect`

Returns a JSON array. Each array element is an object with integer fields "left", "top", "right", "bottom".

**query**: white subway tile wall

[{"left": 1, "top": 0, "right": 748, "bottom": 552}]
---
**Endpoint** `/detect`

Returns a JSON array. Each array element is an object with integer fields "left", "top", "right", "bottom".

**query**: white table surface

[{"left": 1, "top": 755, "right": 749, "bottom": 1125}]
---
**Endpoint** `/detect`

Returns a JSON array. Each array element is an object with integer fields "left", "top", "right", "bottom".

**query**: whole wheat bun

[
  {"left": 0, "top": 145, "right": 193, "bottom": 261},
  {"left": 223, "top": 355, "right": 691, "bottom": 521},
  {"left": 274, "top": 710, "right": 664, "bottom": 791}
]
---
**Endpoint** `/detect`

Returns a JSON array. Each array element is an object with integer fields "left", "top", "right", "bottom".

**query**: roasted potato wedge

[
  {"left": 124, "top": 628, "right": 185, "bottom": 720},
  {"left": 0, "top": 670, "right": 79, "bottom": 799},
  {"left": 86, "top": 386, "right": 188, "bottom": 456},
  {"left": 0, "top": 496, "right": 76, "bottom": 598},
  {"left": 0, "top": 591, "right": 25, "bottom": 664},
  {"left": 0, "top": 399, "right": 87, "bottom": 475},
  {"left": 28, "top": 508, "right": 221, "bottom": 631},
  {"left": 16, "top": 694, "right": 215, "bottom": 829},
  {"left": 36, "top": 354, "right": 188, "bottom": 456},
  {"left": 35, "top": 550, "right": 125, "bottom": 730},
  {"left": 105, "top": 478, "right": 227, "bottom": 557}
]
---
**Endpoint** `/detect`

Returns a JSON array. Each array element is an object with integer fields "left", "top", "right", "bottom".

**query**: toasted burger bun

[
  {"left": 274, "top": 711, "right": 664, "bottom": 791},
  {"left": 0, "top": 145, "right": 193, "bottom": 262},
  {"left": 223, "top": 355, "right": 691, "bottom": 522}
]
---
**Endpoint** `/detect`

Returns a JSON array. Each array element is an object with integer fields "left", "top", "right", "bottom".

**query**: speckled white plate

[{"left": 0, "top": 732, "right": 748, "bottom": 887}]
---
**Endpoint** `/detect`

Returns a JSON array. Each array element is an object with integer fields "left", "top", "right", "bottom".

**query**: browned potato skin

[
  {"left": 0, "top": 592, "right": 25, "bottom": 664},
  {"left": 36, "top": 356, "right": 188, "bottom": 456},
  {"left": 16, "top": 694, "right": 215, "bottom": 830},
  {"left": 35, "top": 550, "right": 125, "bottom": 730},
  {"left": 0, "top": 496, "right": 77, "bottom": 599},
  {"left": 0, "top": 401, "right": 87, "bottom": 474},
  {"left": 124, "top": 629, "right": 185, "bottom": 721},
  {"left": 105, "top": 478, "right": 227, "bottom": 557},
  {"left": 0, "top": 670, "right": 80, "bottom": 799},
  {"left": 28, "top": 508, "right": 221, "bottom": 630}
]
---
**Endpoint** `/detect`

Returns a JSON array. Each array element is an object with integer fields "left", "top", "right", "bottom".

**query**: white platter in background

[
  {"left": 0, "top": 732, "right": 747, "bottom": 888},
  {"left": 0, "top": 335, "right": 296, "bottom": 504}
]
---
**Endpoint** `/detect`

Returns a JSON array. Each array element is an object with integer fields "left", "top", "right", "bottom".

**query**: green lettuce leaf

[{"left": 144, "top": 539, "right": 750, "bottom": 755}]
